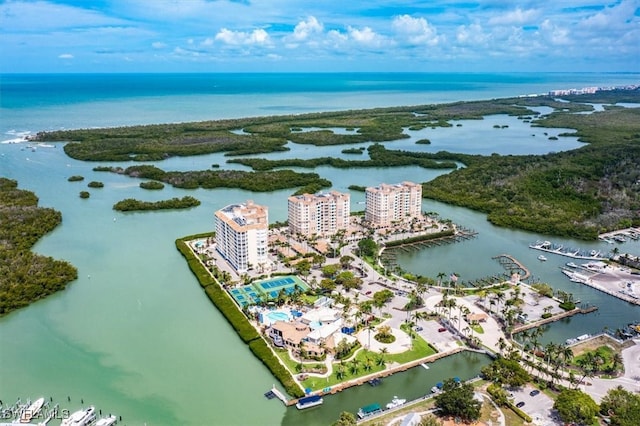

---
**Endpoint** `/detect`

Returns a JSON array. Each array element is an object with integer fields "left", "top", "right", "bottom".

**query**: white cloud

[
  {"left": 151, "top": 41, "right": 167, "bottom": 49},
  {"left": 291, "top": 16, "right": 323, "bottom": 42},
  {"left": 347, "top": 26, "right": 387, "bottom": 48},
  {"left": 215, "top": 28, "right": 270, "bottom": 45},
  {"left": 540, "top": 19, "right": 571, "bottom": 45},
  {"left": 488, "top": 8, "right": 539, "bottom": 26},
  {"left": 392, "top": 15, "right": 440, "bottom": 46},
  {"left": 456, "top": 23, "right": 489, "bottom": 45},
  {"left": 58, "top": 53, "right": 74, "bottom": 59}
]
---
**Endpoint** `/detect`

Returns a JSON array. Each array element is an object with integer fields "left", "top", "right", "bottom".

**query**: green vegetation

[
  {"left": 35, "top": 97, "right": 549, "bottom": 162},
  {"left": 553, "top": 388, "right": 599, "bottom": 425},
  {"left": 332, "top": 412, "right": 357, "bottom": 426},
  {"left": 424, "top": 102, "right": 640, "bottom": 239},
  {"left": 113, "top": 196, "right": 201, "bottom": 211},
  {"left": 347, "top": 185, "right": 366, "bottom": 192},
  {"left": 67, "top": 175, "right": 84, "bottom": 182},
  {"left": 103, "top": 164, "right": 331, "bottom": 192},
  {"left": 600, "top": 386, "right": 640, "bottom": 426},
  {"left": 228, "top": 143, "right": 458, "bottom": 171},
  {"left": 139, "top": 181, "right": 165, "bottom": 190},
  {"left": 175, "top": 236, "right": 304, "bottom": 398},
  {"left": 481, "top": 356, "right": 530, "bottom": 387},
  {"left": 36, "top": 92, "right": 640, "bottom": 238},
  {"left": 341, "top": 147, "right": 365, "bottom": 154},
  {"left": 434, "top": 378, "right": 481, "bottom": 423},
  {"left": 0, "top": 178, "right": 78, "bottom": 316},
  {"left": 87, "top": 181, "right": 104, "bottom": 188},
  {"left": 415, "top": 138, "right": 431, "bottom": 144},
  {"left": 79, "top": 191, "right": 90, "bottom": 199}
]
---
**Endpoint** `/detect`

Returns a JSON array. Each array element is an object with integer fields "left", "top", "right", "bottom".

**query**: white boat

[
  {"left": 538, "top": 255, "right": 547, "bottom": 261},
  {"left": 385, "top": 396, "right": 406, "bottom": 409},
  {"left": 566, "top": 262, "right": 578, "bottom": 268},
  {"left": 95, "top": 415, "right": 118, "bottom": 426},
  {"left": 61, "top": 406, "right": 96, "bottom": 426},
  {"left": 295, "top": 395, "right": 323, "bottom": 410},
  {"left": 19, "top": 397, "right": 45, "bottom": 423}
]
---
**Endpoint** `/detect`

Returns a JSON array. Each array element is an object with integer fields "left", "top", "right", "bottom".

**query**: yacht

[
  {"left": 95, "top": 415, "right": 118, "bottom": 426},
  {"left": 386, "top": 396, "right": 406, "bottom": 409},
  {"left": 566, "top": 262, "right": 578, "bottom": 268},
  {"left": 537, "top": 255, "right": 547, "bottom": 261},
  {"left": 61, "top": 406, "right": 96, "bottom": 426},
  {"left": 19, "top": 397, "right": 45, "bottom": 423}
]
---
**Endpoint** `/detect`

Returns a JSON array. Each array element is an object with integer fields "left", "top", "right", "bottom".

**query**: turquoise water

[
  {"left": 1, "top": 73, "right": 639, "bottom": 425},
  {"left": 265, "top": 311, "right": 291, "bottom": 323}
]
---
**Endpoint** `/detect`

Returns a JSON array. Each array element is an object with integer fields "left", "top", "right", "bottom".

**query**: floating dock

[{"left": 529, "top": 240, "right": 604, "bottom": 260}]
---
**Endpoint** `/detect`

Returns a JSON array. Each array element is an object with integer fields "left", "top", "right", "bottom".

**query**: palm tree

[
  {"left": 377, "top": 347, "right": 388, "bottom": 367},
  {"left": 458, "top": 306, "right": 470, "bottom": 331},
  {"left": 367, "top": 323, "right": 375, "bottom": 349},
  {"left": 436, "top": 272, "right": 446, "bottom": 287}
]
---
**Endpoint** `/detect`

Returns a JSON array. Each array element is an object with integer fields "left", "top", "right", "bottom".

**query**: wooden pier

[
  {"left": 492, "top": 254, "right": 530, "bottom": 280},
  {"left": 512, "top": 305, "right": 598, "bottom": 334}
]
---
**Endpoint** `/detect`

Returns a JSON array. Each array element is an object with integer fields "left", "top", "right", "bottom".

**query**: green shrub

[
  {"left": 248, "top": 339, "right": 304, "bottom": 398},
  {"left": 139, "top": 181, "right": 165, "bottom": 190}
]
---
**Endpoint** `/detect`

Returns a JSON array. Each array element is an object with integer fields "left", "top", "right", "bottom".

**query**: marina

[
  {"left": 559, "top": 263, "right": 640, "bottom": 306},
  {"left": 529, "top": 240, "right": 605, "bottom": 260},
  {"left": 0, "top": 397, "right": 119, "bottom": 426}
]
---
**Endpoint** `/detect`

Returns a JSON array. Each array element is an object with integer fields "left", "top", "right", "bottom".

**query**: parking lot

[{"left": 508, "top": 385, "right": 561, "bottom": 426}]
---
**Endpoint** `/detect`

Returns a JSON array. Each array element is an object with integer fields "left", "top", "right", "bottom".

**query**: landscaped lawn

[
  {"left": 571, "top": 345, "right": 616, "bottom": 371},
  {"left": 300, "top": 333, "right": 438, "bottom": 391}
]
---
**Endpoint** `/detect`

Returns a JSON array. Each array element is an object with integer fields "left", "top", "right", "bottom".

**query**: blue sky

[{"left": 1, "top": 0, "right": 639, "bottom": 73}]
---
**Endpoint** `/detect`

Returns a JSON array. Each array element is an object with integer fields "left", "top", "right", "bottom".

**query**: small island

[
  {"left": 113, "top": 196, "right": 201, "bottom": 211},
  {"left": 0, "top": 178, "right": 78, "bottom": 316},
  {"left": 67, "top": 175, "right": 85, "bottom": 182}
]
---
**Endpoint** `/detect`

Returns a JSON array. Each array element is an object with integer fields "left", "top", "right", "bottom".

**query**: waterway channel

[{"left": 1, "top": 105, "right": 638, "bottom": 425}]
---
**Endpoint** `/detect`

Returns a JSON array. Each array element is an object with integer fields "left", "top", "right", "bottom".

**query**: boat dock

[
  {"left": 265, "top": 385, "right": 294, "bottom": 406},
  {"left": 493, "top": 254, "right": 531, "bottom": 280},
  {"left": 529, "top": 240, "right": 604, "bottom": 260},
  {"left": 599, "top": 227, "right": 640, "bottom": 244},
  {"left": 560, "top": 267, "right": 640, "bottom": 306},
  {"left": 512, "top": 305, "right": 598, "bottom": 334}
]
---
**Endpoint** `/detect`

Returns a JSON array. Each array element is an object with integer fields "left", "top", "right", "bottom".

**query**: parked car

[
  {"left": 414, "top": 326, "right": 423, "bottom": 332},
  {"left": 516, "top": 401, "right": 525, "bottom": 408},
  {"left": 438, "top": 327, "right": 447, "bottom": 332},
  {"left": 365, "top": 291, "right": 372, "bottom": 295},
  {"left": 529, "top": 390, "right": 540, "bottom": 397}
]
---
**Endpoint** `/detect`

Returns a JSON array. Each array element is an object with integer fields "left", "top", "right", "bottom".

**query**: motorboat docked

[
  {"left": 95, "top": 415, "right": 118, "bottom": 426},
  {"left": 295, "top": 395, "right": 323, "bottom": 410},
  {"left": 566, "top": 262, "right": 578, "bottom": 268},
  {"left": 538, "top": 255, "right": 547, "bottom": 261},
  {"left": 61, "top": 406, "right": 96, "bottom": 426},
  {"left": 386, "top": 396, "right": 406, "bottom": 409},
  {"left": 357, "top": 403, "right": 382, "bottom": 419},
  {"left": 19, "top": 397, "right": 45, "bottom": 423}
]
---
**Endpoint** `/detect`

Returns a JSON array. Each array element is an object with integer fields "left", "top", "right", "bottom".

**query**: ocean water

[{"left": 1, "top": 73, "right": 639, "bottom": 426}]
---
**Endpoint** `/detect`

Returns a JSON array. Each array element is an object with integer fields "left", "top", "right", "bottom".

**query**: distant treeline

[
  {"left": 103, "top": 165, "right": 331, "bottom": 192},
  {"left": 35, "top": 96, "right": 582, "bottom": 162},
  {"left": 0, "top": 178, "right": 77, "bottom": 316}
]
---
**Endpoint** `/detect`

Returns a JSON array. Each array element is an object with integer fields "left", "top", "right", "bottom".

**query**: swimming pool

[{"left": 261, "top": 310, "right": 292, "bottom": 325}]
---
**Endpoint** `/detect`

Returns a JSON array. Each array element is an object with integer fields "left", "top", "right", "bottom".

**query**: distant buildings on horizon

[{"left": 517, "top": 84, "right": 639, "bottom": 98}]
